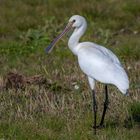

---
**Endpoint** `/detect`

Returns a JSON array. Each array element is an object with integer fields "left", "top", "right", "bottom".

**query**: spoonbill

[{"left": 46, "top": 15, "right": 129, "bottom": 134}]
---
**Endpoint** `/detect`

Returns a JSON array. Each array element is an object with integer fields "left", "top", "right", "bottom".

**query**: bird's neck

[{"left": 68, "top": 23, "right": 87, "bottom": 55}]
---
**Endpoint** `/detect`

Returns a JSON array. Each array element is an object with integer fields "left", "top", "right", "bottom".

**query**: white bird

[{"left": 46, "top": 15, "right": 129, "bottom": 134}]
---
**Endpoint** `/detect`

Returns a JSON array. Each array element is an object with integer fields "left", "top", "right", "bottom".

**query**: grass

[{"left": 0, "top": 0, "right": 140, "bottom": 139}]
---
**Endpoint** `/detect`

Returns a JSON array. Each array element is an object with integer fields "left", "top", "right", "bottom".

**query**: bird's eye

[{"left": 73, "top": 19, "right": 76, "bottom": 23}]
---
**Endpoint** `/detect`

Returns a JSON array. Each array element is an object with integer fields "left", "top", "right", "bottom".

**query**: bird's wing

[{"left": 81, "top": 42, "right": 121, "bottom": 65}]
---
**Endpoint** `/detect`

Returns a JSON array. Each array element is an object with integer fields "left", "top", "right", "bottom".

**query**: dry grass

[
  {"left": 0, "top": 61, "right": 139, "bottom": 134},
  {"left": 0, "top": 0, "right": 140, "bottom": 139}
]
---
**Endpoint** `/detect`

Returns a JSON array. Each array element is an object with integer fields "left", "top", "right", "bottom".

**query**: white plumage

[
  {"left": 77, "top": 42, "right": 129, "bottom": 94},
  {"left": 67, "top": 15, "right": 129, "bottom": 94},
  {"left": 46, "top": 15, "right": 129, "bottom": 133}
]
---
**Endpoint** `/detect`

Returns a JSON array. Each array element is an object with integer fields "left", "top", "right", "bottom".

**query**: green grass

[{"left": 0, "top": 0, "right": 140, "bottom": 139}]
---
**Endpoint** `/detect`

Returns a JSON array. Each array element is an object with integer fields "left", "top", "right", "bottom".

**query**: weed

[{"left": 0, "top": 0, "right": 140, "bottom": 139}]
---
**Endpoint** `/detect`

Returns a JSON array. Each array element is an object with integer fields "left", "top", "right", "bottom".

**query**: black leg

[
  {"left": 99, "top": 85, "right": 109, "bottom": 127},
  {"left": 92, "top": 90, "right": 98, "bottom": 134}
]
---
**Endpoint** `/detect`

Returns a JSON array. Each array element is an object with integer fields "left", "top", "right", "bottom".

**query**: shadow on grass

[
  {"left": 124, "top": 102, "right": 140, "bottom": 129},
  {"left": 104, "top": 102, "right": 140, "bottom": 129}
]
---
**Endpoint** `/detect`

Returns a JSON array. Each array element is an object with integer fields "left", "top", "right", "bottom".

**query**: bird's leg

[
  {"left": 92, "top": 90, "right": 98, "bottom": 134},
  {"left": 99, "top": 85, "right": 109, "bottom": 127}
]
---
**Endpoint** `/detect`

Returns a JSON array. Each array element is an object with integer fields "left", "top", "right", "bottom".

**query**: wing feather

[{"left": 80, "top": 42, "right": 121, "bottom": 65}]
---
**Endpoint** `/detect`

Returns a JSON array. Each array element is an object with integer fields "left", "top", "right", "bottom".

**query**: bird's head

[
  {"left": 45, "top": 15, "right": 86, "bottom": 53},
  {"left": 69, "top": 15, "right": 86, "bottom": 28}
]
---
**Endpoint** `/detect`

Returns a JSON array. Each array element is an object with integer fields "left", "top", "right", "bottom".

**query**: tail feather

[
  {"left": 119, "top": 88, "right": 129, "bottom": 96},
  {"left": 125, "top": 90, "right": 129, "bottom": 96}
]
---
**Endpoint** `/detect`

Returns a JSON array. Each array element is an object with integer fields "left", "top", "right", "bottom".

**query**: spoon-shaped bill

[{"left": 45, "top": 22, "right": 73, "bottom": 53}]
